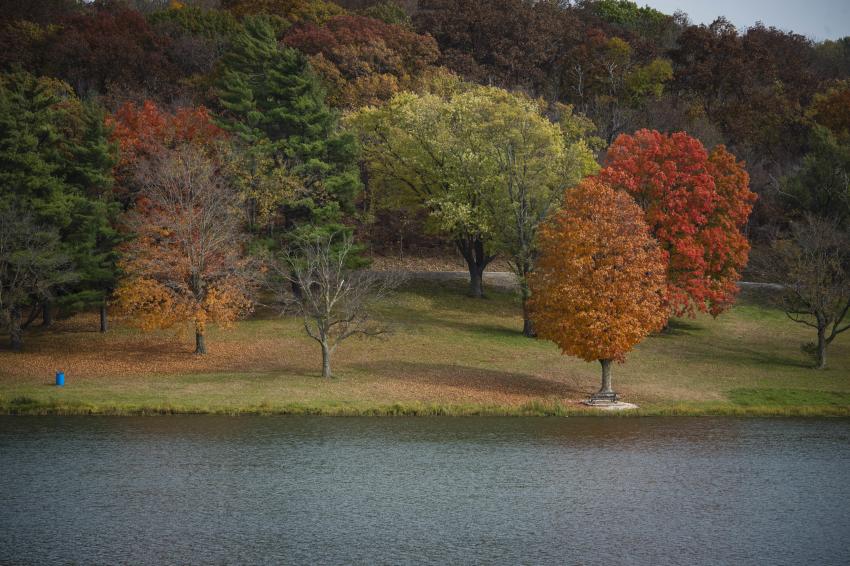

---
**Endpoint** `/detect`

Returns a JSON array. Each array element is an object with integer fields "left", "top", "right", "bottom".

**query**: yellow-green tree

[
  {"left": 348, "top": 81, "right": 597, "bottom": 307},
  {"left": 529, "top": 178, "right": 668, "bottom": 399},
  {"left": 473, "top": 97, "right": 598, "bottom": 335}
]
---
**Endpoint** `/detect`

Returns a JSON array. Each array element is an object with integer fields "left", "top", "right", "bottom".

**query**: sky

[{"left": 641, "top": 0, "right": 850, "bottom": 41}]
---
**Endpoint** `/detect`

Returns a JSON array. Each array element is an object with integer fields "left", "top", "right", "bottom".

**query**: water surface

[{"left": 1, "top": 417, "right": 849, "bottom": 565}]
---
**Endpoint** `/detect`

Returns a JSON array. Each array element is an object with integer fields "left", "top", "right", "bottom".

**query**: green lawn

[{"left": 0, "top": 281, "right": 848, "bottom": 416}]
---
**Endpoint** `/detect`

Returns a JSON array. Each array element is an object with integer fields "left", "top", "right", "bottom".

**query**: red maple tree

[
  {"left": 598, "top": 129, "right": 757, "bottom": 317},
  {"left": 107, "top": 100, "right": 226, "bottom": 205}
]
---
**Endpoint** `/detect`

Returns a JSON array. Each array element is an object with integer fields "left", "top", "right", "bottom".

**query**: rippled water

[{"left": 1, "top": 417, "right": 849, "bottom": 565}]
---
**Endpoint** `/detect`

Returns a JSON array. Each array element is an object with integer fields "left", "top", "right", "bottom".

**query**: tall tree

[
  {"left": 477, "top": 97, "right": 598, "bottom": 334},
  {"left": 114, "top": 145, "right": 256, "bottom": 354},
  {"left": 215, "top": 16, "right": 361, "bottom": 236},
  {"left": 0, "top": 71, "right": 120, "bottom": 329},
  {"left": 55, "top": 100, "right": 121, "bottom": 331},
  {"left": 350, "top": 83, "right": 600, "bottom": 304},
  {"left": 598, "top": 129, "right": 757, "bottom": 317},
  {"left": 529, "top": 179, "right": 668, "bottom": 401},
  {"left": 348, "top": 83, "right": 497, "bottom": 297}
]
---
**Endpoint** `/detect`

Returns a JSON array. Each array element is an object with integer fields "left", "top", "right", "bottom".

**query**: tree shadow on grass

[
  {"left": 672, "top": 339, "right": 813, "bottom": 370},
  {"left": 655, "top": 319, "right": 703, "bottom": 337},
  {"left": 350, "top": 360, "right": 585, "bottom": 399},
  {"left": 393, "top": 279, "right": 520, "bottom": 312},
  {"left": 387, "top": 305, "right": 525, "bottom": 339}
]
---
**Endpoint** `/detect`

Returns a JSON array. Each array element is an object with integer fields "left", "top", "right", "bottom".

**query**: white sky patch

[{"left": 641, "top": 0, "right": 850, "bottom": 41}]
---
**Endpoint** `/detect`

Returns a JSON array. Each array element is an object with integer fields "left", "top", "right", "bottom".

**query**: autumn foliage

[
  {"left": 107, "top": 101, "right": 226, "bottom": 205},
  {"left": 42, "top": 5, "right": 179, "bottom": 98},
  {"left": 284, "top": 15, "right": 439, "bottom": 108},
  {"left": 598, "top": 129, "right": 757, "bottom": 317},
  {"left": 113, "top": 145, "right": 254, "bottom": 354},
  {"left": 529, "top": 179, "right": 668, "bottom": 364}
]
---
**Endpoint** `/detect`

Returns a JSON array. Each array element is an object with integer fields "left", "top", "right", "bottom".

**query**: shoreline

[{"left": 2, "top": 399, "right": 849, "bottom": 417}]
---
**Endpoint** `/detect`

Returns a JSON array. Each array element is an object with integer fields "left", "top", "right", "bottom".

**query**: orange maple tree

[
  {"left": 529, "top": 178, "right": 668, "bottom": 398},
  {"left": 598, "top": 129, "right": 757, "bottom": 317},
  {"left": 113, "top": 145, "right": 255, "bottom": 354}
]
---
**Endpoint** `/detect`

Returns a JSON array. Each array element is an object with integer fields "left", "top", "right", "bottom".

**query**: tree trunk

[
  {"left": 321, "top": 341, "right": 332, "bottom": 378},
  {"left": 99, "top": 303, "right": 108, "bottom": 333},
  {"left": 291, "top": 279, "right": 303, "bottom": 299},
  {"left": 599, "top": 359, "right": 613, "bottom": 394},
  {"left": 469, "top": 268, "right": 484, "bottom": 299},
  {"left": 42, "top": 301, "right": 53, "bottom": 328},
  {"left": 816, "top": 325, "right": 827, "bottom": 369},
  {"left": 195, "top": 331, "right": 207, "bottom": 355},
  {"left": 522, "top": 301, "right": 536, "bottom": 337},
  {"left": 456, "top": 237, "right": 492, "bottom": 299},
  {"left": 20, "top": 303, "right": 40, "bottom": 330},
  {"left": 9, "top": 306, "right": 23, "bottom": 352},
  {"left": 520, "top": 277, "right": 535, "bottom": 337}
]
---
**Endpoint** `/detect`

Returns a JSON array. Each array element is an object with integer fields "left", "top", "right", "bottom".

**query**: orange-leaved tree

[
  {"left": 529, "top": 178, "right": 668, "bottom": 399},
  {"left": 113, "top": 145, "right": 256, "bottom": 354},
  {"left": 598, "top": 129, "right": 757, "bottom": 317}
]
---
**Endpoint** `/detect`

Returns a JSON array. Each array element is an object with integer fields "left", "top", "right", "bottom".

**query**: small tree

[
  {"left": 272, "top": 233, "right": 401, "bottom": 378},
  {"left": 0, "top": 211, "right": 73, "bottom": 351},
  {"left": 766, "top": 216, "right": 849, "bottom": 369},
  {"left": 114, "top": 145, "right": 256, "bottom": 354},
  {"left": 529, "top": 179, "right": 668, "bottom": 400}
]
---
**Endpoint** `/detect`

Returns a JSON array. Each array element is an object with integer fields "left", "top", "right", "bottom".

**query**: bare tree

[
  {"left": 271, "top": 233, "right": 403, "bottom": 378},
  {"left": 765, "top": 216, "right": 850, "bottom": 369},
  {"left": 0, "top": 210, "right": 74, "bottom": 351}
]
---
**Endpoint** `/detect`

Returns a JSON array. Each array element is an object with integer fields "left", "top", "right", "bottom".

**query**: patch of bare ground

[{"left": 368, "top": 252, "right": 512, "bottom": 272}]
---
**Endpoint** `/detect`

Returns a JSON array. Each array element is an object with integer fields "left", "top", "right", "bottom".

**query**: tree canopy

[
  {"left": 529, "top": 178, "right": 668, "bottom": 394},
  {"left": 598, "top": 129, "right": 757, "bottom": 317}
]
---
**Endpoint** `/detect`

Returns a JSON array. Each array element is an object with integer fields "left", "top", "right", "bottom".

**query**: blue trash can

[{"left": 56, "top": 371, "right": 65, "bottom": 387}]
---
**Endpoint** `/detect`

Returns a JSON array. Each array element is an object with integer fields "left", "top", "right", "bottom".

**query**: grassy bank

[{"left": 1, "top": 281, "right": 848, "bottom": 417}]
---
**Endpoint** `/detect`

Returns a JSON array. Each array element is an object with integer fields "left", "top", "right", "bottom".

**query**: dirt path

[{"left": 388, "top": 271, "right": 781, "bottom": 291}]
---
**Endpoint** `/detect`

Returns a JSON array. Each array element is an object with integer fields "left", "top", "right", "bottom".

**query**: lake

[{"left": 1, "top": 416, "right": 849, "bottom": 565}]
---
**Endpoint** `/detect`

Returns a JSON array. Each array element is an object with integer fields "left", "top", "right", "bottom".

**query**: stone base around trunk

[
  {"left": 584, "top": 391, "right": 638, "bottom": 410},
  {"left": 587, "top": 390, "right": 618, "bottom": 404},
  {"left": 582, "top": 399, "right": 639, "bottom": 411}
]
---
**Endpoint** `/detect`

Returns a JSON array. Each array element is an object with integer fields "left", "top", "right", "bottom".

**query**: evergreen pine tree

[
  {"left": 215, "top": 16, "right": 361, "bottom": 236},
  {"left": 0, "top": 71, "right": 119, "bottom": 341},
  {"left": 57, "top": 99, "right": 121, "bottom": 331}
]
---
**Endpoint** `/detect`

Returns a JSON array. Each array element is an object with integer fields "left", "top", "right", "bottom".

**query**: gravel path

[{"left": 391, "top": 271, "right": 783, "bottom": 291}]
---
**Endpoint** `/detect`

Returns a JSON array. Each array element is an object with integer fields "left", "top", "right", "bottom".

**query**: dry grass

[{"left": 1, "top": 282, "right": 848, "bottom": 415}]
